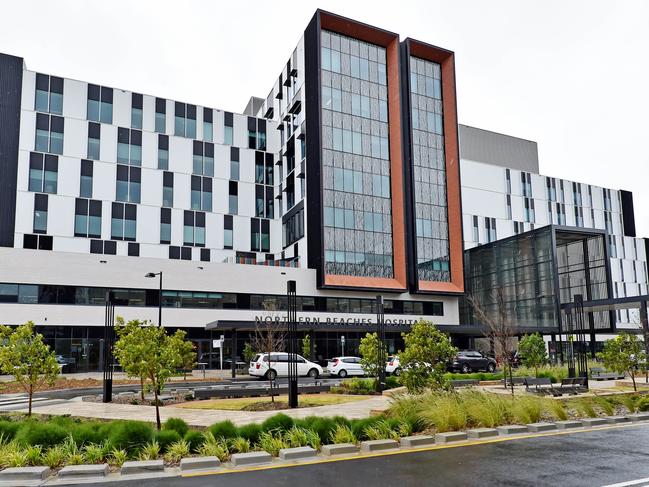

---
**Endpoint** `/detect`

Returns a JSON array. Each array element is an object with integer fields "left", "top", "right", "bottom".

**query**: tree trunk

[
  {"left": 508, "top": 361, "right": 514, "bottom": 396},
  {"left": 140, "top": 376, "right": 145, "bottom": 401},
  {"left": 28, "top": 383, "right": 33, "bottom": 417},
  {"left": 153, "top": 382, "right": 161, "bottom": 430},
  {"left": 631, "top": 372, "right": 637, "bottom": 392}
]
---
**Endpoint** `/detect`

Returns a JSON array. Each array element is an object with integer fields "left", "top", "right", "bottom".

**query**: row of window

[
  {"left": 327, "top": 126, "right": 390, "bottom": 160},
  {"left": 322, "top": 87, "right": 388, "bottom": 122},
  {"left": 324, "top": 250, "right": 393, "bottom": 267},
  {"left": 329, "top": 167, "right": 391, "bottom": 198},
  {"left": 0, "top": 281, "right": 443, "bottom": 316},
  {"left": 324, "top": 207, "right": 389, "bottom": 233}
]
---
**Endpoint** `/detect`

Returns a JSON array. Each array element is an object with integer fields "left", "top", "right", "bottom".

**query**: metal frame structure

[
  {"left": 286, "top": 279, "right": 298, "bottom": 408},
  {"left": 376, "top": 295, "right": 386, "bottom": 392},
  {"left": 102, "top": 291, "right": 116, "bottom": 403}
]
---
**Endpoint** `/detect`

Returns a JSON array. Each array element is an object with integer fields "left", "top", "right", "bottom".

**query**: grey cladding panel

[{"left": 459, "top": 124, "right": 539, "bottom": 173}]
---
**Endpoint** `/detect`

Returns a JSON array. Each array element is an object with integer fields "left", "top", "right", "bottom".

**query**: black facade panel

[
  {"left": 304, "top": 13, "right": 323, "bottom": 285},
  {"left": 0, "top": 53, "right": 23, "bottom": 246},
  {"left": 399, "top": 41, "right": 418, "bottom": 291},
  {"left": 620, "top": 190, "right": 636, "bottom": 238}
]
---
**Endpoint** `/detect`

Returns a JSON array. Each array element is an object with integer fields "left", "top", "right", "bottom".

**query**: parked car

[
  {"left": 385, "top": 356, "right": 401, "bottom": 376},
  {"left": 326, "top": 356, "right": 365, "bottom": 377},
  {"left": 249, "top": 353, "right": 323, "bottom": 380},
  {"left": 448, "top": 350, "right": 497, "bottom": 373}
]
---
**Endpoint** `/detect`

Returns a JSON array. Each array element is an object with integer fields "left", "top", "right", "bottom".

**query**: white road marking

[{"left": 602, "top": 478, "right": 649, "bottom": 487}]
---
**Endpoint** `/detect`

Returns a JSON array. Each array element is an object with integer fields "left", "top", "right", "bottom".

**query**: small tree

[
  {"left": 242, "top": 342, "right": 256, "bottom": 365},
  {"left": 175, "top": 336, "right": 196, "bottom": 381},
  {"left": 301, "top": 334, "right": 313, "bottom": 360},
  {"left": 114, "top": 321, "right": 194, "bottom": 429},
  {"left": 0, "top": 322, "right": 59, "bottom": 416},
  {"left": 518, "top": 333, "right": 547, "bottom": 378},
  {"left": 597, "top": 332, "right": 645, "bottom": 392},
  {"left": 399, "top": 320, "right": 458, "bottom": 393},
  {"left": 251, "top": 317, "right": 286, "bottom": 403},
  {"left": 359, "top": 332, "right": 382, "bottom": 382},
  {"left": 468, "top": 290, "right": 517, "bottom": 395},
  {"left": 113, "top": 317, "right": 148, "bottom": 400}
]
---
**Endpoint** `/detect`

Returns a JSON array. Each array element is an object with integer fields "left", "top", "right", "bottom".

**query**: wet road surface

[{"left": 85, "top": 423, "right": 649, "bottom": 487}]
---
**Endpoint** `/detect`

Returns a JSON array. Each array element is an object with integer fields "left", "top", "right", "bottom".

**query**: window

[
  {"left": 116, "top": 165, "right": 141, "bottom": 203},
  {"left": 174, "top": 102, "right": 196, "bottom": 138},
  {"left": 472, "top": 215, "right": 479, "bottom": 243},
  {"left": 87, "top": 122, "right": 100, "bottom": 160},
  {"left": 168, "top": 246, "right": 192, "bottom": 260},
  {"left": 485, "top": 217, "right": 496, "bottom": 243},
  {"left": 28, "top": 152, "right": 57, "bottom": 193},
  {"left": 191, "top": 176, "right": 212, "bottom": 211},
  {"left": 255, "top": 185, "right": 264, "bottom": 217},
  {"left": 111, "top": 202, "right": 136, "bottom": 241},
  {"left": 524, "top": 197, "right": 535, "bottom": 223},
  {"left": 33, "top": 193, "right": 48, "bottom": 234},
  {"left": 183, "top": 211, "right": 205, "bottom": 246},
  {"left": 203, "top": 108, "right": 213, "bottom": 142},
  {"left": 506, "top": 194, "right": 512, "bottom": 220},
  {"left": 255, "top": 151, "right": 265, "bottom": 183},
  {"left": 192, "top": 141, "right": 214, "bottom": 176},
  {"left": 80, "top": 160, "right": 93, "bottom": 198},
  {"left": 247, "top": 117, "right": 266, "bottom": 150},
  {"left": 251, "top": 218, "right": 261, "bottom": 251},
  {"left": 521, "top": 172, "right": 532, "bottom": 197},
  {"left": 505, "top": 169, "right": 511, "bottom": 194},
  {"left": 266, "top": 153, "right": 274, "bottom": 185},
  {"left": 282, "top": 208, "right": 304, "bottom": 248},
  {"left": 223, "top": 215, "right": 233, "bottom": 249},
  {"left": 74, "top": 198, "right": 102, "bottom": 238},
  {"left": 130, "top": 93, "right": 143, "bottom": 129},
  {"left": 160, "top": 208, "right": 171, "bottom": 244},
  {"left": 230, "top": 147, "right": 239, "bottom": 180},
  {"left": 228, "top": 181, "right": 238, "bottom": 214},
  {"left": 155, "top": 97, "right": 166, "bottom": 133},
  {"left": 87, "top": 84, "right": 113, "bottom": 124},
  {"left": 90, "top": 240, "right": 116, "bottom": 255},
  {"left": 35, "top": 113, "right": 63, "bottom": 154},
  {"left": 556, "top": 203, "right": 566, "bottom": 225},
  {"left": 547, "top": 201, "right": 553, "bottom": 224},
  {"left": 35, "top": 74, "right": 63, "bottom": 114},
  {"left": 117, "top": 128, "right": 142, "bottom": 166},
  {"left": 158, "top": 134, "right": 169, "bottom": 170},
  {"left": 162, "top": 171, "right": 173, "bottom": 208},
  {"left": 200, "top": 248, "right": 210, "bottom": 262},
  {"left": 224, "top": 112, "right": 233, "bottom": 145},
  {"left": 23, "top": 234, "right": 52, "bottom": 250}
]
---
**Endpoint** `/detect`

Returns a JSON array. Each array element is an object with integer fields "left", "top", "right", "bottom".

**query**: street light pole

[{"left": 145, "top": 272, "right": 163, "bottom": 327}]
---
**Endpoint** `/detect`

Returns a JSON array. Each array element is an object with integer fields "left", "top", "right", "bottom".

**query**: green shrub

[
  {"left": 164, "top": 439, "right": 190, "bottom": 463},
  {"left": 109, "top": 448, "right": 128, "bottom": 467},
  {"left": 0, "top": 420, "right": 21, "bottom": 440},
  {"left": 385, "top": 376, "right": 401, "bottom": 389},
  {"left": 48, "top": 416, "right": 76, "bottom": 429},
  {"left": 15, "top": 421, "right": 68, "bottom": 449},
  {"left": 330, "top": 424, "right": 357, "bottom": 444},
  {"left": 228, "top": 436, "right": 251, "bottom": 453},
  {"left": 573, "top": 398, "right": 598, "bottom": 418},
  {"left": 184, "top": 430, "right": 203, "bottom": 453},
  {"left": 71, "top": 422, "right": 103, "bottom": 446},
  {"left": 637, "top": 395, "right": 649, "bottom": 412},
  {"left": 545, "top": 399, "right": 568, "bottom": 421},
  {"left": 511, "top": 396, "right": 543, "bottom": 424},
  {"left": 285, "top": 426, "right": 310, "bottom": 448},
  {"left": 309, "top": 417, "right": 337, "bottom": 443},
  {"left": 24, "top": 445, "right": 43, "bottom": 466},
  {"left": 155, "top": 429, "right": 181, "bottom": 452},
  {"left": 163, "top": 418, "right": 189, "bottom": 437},
  {"left": 138, "top": 441, "right": 160, "bottom": 461},
  {"left": 83, "top": 442, "right": 109, "bottom": 464},
  {"left": 463, "top": 391, "right": 512, "bottom": 428},
  {"left": 363, "top": 419, "right": 400, "bottom": 441},
  {"left": 594, "top": 397, "right": 615, "bottom": 416},
  {"left": 209, "top": 420, "right": 238, "bottom": 440},
  {"left": 419, "top": 393, "right": 468, "bottom": 432},
  {"left": 198, "top": 432, "right": 229, "bottom": 461},
  {"left": 261, "top": 413, "right": 293, "bottom": 433},
  {"left": 108, "top": 421, "right": 154, "bottom": 453},
  {"left": 258, "top": 430, "right": 288, "bottom": 456},
  {"left": 350, "top": 417, "right": 381, "bottom": 441},
  {"left": 332, "top": 416, "right": 352, "bottom": 428},
  {"left": 237, "top": 423, "right": 262, "bottom": 443},
  {"left": 41, "top": 445, "right": 66, "bottom": 468}
]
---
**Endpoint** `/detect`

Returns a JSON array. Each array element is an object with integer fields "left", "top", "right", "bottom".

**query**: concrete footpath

[{"left": 12, "top": 395, "right": 391, "bottom": 426}]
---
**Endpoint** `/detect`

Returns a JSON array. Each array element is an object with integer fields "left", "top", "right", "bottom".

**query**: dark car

[{"left": 449, "top": 350, "right": 497, "bottom": 373}]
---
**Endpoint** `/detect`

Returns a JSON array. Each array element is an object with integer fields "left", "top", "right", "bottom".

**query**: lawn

[{"left": 174, "top": 393, "right": 368, "bottom": 411}]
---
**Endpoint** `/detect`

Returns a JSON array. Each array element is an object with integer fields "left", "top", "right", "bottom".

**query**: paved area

[
  {"left": 83, "top": 423, "right": 649, "bottom": 487},
  {"left": 11, "top": 394, "right": 391, "bottom": 426}
]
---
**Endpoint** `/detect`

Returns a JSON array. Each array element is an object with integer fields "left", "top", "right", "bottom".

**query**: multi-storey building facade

[
  {"left": 0, "top": 10, "right": 644, "bottom": 372},
  {"left": 459, "top": 125, "right": 647, "bottom": 331}
]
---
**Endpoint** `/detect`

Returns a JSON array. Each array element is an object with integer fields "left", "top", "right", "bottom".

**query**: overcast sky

[{"left": 3, "top": 1, "right": 648, "bottom": 235}]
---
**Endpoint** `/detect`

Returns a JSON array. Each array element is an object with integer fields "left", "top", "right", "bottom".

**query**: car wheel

[
  {"left": 487, "top": 363, "right": 496, "bottom": 373},
  {"left": 461, "top": 364, "right": 471, "bottom": 374},
  {"left": 394, "top": 368, "right": 401, "bottom": 377},
  {"left": 338, "top": 369, "right": 348, "bottom": 378},
  {"left": 308, "top": 368, "right": 319, "bottom": 379},
  {"left": 266, "top": 369, "right": 277, "bottom": 381}
]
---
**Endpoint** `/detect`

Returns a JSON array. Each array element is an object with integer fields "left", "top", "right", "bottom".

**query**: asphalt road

[{"left": 84, "top": 423, "right": 649, "bottom": 487}]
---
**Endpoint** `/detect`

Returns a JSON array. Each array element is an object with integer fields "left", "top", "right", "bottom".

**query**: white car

[
  {"left": 385, "top": 356, "right": 401, "bottom": 376},
  {"left": 249, "top": 353, "right": 323, "bottom": 380},
  {"left": 327, "top": 356, "right": 365, "bottom": 377}
]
